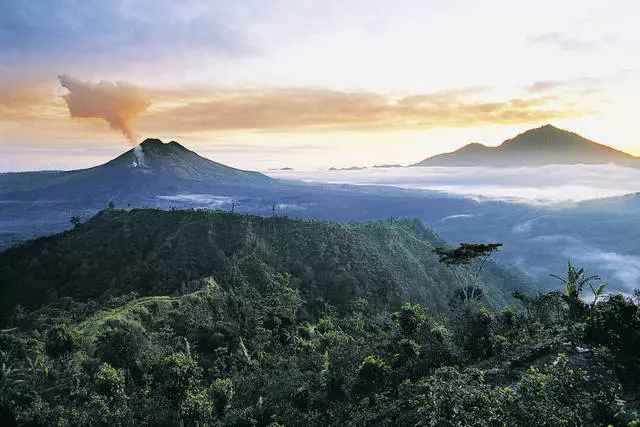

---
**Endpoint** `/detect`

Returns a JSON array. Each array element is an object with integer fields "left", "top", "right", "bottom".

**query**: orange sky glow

[{"left": 1, "top": 0, "right": 639, "bottom": 171}]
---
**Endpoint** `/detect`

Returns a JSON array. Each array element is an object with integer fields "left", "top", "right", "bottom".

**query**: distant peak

[
  {"left": 526, "top": 124, "right": 568, "bottom": 135},
  {"left": 455, "top": 142, "right": 489, "bottom": 153}
]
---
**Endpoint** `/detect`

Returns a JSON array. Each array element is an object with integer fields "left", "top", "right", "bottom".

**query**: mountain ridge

[
  {"left": 0, "top": 208, "right": 533, "bottom": 323},
  {"left": 413, "top": 125, "right": 639, "bottom": 167}
]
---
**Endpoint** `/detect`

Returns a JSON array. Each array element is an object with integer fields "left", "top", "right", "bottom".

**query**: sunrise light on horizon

[{"left": 2, "top": 0, "right": 640, "bottom": 171}]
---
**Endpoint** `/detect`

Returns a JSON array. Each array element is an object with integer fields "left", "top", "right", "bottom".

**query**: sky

[{"left": 1, "top": 0, "right": 640, "bottom": 171}]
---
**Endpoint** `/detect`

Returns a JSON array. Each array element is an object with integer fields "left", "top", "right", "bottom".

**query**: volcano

[
  {"left": 0, "top": 139, "right": 271, "bottom": 203},
  {"left": 412, "top": 125, "right": 639, "bottom": 167}
]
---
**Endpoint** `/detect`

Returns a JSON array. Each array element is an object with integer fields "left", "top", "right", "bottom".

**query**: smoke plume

[{"left": 57, "top": 74, "right": 150, "bottom": 166}]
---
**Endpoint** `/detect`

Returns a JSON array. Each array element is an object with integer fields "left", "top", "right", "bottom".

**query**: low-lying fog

[{"left": 266, "top": 164, "right": 640, "bottom": 205}]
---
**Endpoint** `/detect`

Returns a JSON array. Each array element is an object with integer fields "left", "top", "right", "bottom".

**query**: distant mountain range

[
  {"left": 2, "top": 133, "right": 640, "bottom": 295},
  {"left": 413, "top": 125, "right": 639, "bottom": 167}
]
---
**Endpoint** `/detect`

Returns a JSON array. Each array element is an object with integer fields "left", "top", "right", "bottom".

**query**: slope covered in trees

[
  {"left": 1, "top": 261, "right": 638, "bottom": 425},
  {"left": 1, "top": 209, "right": 638, "bottom": 425},
  {"left": 0, "top": 208, "right": 530, "bottom": 323}
]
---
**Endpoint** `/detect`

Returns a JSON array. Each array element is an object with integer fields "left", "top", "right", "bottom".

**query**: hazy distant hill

[
  {"left": 413, "top": 125, "right": 639, "bottom": 167},
  {"left": 0, "top": 208, "right": 532, "bottom": 323}
]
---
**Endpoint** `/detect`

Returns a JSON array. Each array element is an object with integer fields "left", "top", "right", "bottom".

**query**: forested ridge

[
  {"left": 0, "top": 209, "right": 638, "bottom": 426},
  {"left": 0, "top": 208, "right": 530, "bottom": 321}
]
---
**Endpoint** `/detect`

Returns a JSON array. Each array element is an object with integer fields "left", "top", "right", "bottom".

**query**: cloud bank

[
  {"left": 138, "top": 86, "right": 597, "bottom": 133},
  {"left": 268, "top": 163, "right": 640, "bottom": 205}
]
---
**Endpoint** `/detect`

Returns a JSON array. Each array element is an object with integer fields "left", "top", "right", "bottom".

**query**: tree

[
  {"left": 45, "top": 324, "right": 80, "bottom": 357},
  {"left": 354, "top": 355, "right": 391, "bottom": 405},
  {"left": 160, "top": 352, "right": 213, "bottom": 425},
  {"left": 433, "top": 242, "right": 503, "bottom": 305},
  {"left": 69, "top": 216, "right": 81, "bottom": 228},
  {"left": 210, "top": 378, "right": 234, "bottom": 419},
  {"left": 587, "top": 282, "right": 608, "bottom": 305},
  {"left": 550, "top": 260, "right": 601, "bottom": 318},
  {"left": 88, "top": 363, "right": 130, "bottom": 424},
  {"left": 262, "top": 273, "right": 304, "bottom": 343},
  {"left": 95, "top": 318, "right": 147, "bottom": 369},
  {"left": 551, "top": 260, "right": 599, "bottom": 300},
  {"left": 394, "top": 302, "right": 427, "bottom": 338},
  {"left": 584, "top": 294, "right": 640, "bottom": 359},
  {"left": 503, "top": 354, "right": 617, "bottom": 426},
  {"left": 404, "top": 367, "right": 505, "bottom": 426}
]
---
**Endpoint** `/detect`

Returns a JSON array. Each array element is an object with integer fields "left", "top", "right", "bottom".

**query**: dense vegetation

[
  {"left": 1, "top": 209, "right": 638, "bottom": 426},
  {"left": 0, "top": 208, "right": 530, "bottom": 322}
]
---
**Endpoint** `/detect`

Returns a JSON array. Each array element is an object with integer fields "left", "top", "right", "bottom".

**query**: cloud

[
  {"left": 440, "top": 214, "right": 475, "bottom": 222},
  {"left": 0, "top": 82, "right": 52, "bottom": 109},
  {"left": 0, "top": 1, "right": 248, "bottom": 61},
  {"left": 527, "top": 81, "right": 563, "bottom": 93},
  {"left": 528, "top": 32, "right": 597, "bottom": 51},
  {"left": 396, "top": 87, "right": 491, "bottom": 107},
  {"left": 0, "top": 79, "right": 601, "bottom": 140},
  {"left": 58, "top": 74, "right": 150, "bottom": 144},
  {"left": 525, "top": 77, "right": 603, "bottom": 95},
  {"left": 269, "top": 163, "right": 640, "bottom": 205},
  {"left": 530, "top": 234, "right": 640, "bottom": 293},
  {"left": 138, "top": 86, "right": 598, "bottom": 134}
]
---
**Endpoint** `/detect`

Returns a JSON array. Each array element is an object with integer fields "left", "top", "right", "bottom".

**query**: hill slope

[
  {"left": 0, "top": 209, "right": 532, "bottom": 323},
  {"left": 413, "top": 125, "right": 638, "bottom": 167}
]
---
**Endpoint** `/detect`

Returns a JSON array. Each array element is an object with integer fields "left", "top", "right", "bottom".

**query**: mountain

[
  {"left": 0, "top": 208, "right": 533, "bottom": 324},
  {"left": 413, "top": 125, "right": 638, "bottom": 167},
  {"left": 0, "top": 138, "right": 271, "bottom": 202},
  {"left": 0, "top": 137, "right": 498, "bottom": 249}
]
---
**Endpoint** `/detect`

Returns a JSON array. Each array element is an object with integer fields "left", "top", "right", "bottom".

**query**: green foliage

[
  {"left": 433, "top": 242, "right": 503, "bottom": 307},
  {"left": 159, "top": 351, "right": 213, "bottom": 424},
  {"left": 90, "top": 362, "right": 130, "bottom": 424},
  {"left": 502, "top": 354, "right": 617, "bottom": 426},
  {"left": 584, "top": 294, "right": 640, "bottom": 359},
  {"left": 0, "top": 278, "right": 637, "bottom": 426},
  {"left": 500, "top": 305, "right": 517, "bottom": 327},
  {"left": 355, "top": 355, "right": 391, "bottom": 399},
  {"left": 95, "top": 318, "right": 147, "bottom": 368},
  {"left": 551, "top": 260, "right": 602, "bottom": 318},
  {"left": 0, "top": 210, "right": 529, "bottom": 324},
  {"left": 69, "top": 216, "right": 81, "bottom": 227},
  {"left": 262, "top": 273, "right": 304, "bottom": 332},
  {"left": 453, "top": 305, "right": 495, "bottom": 359},
  {"left": 0, "top": 211, "right": 637, "bottom": 425},
  {"left": 405, "top": 367, "right": 505, "bottom": 426},
  {"left": 211, "top": 378, "right": 234, "bottom": 418},
  {"left": 588, "top": 281, "right": 608, "bottom": 305},
  {"left": 44, "top": 324, "right": 80, "bottom": 357},
  {"left": 433, "top": 242, "right": 503, "bottom": 266},
  {"left": 395, "top": 302, "right": 427, "bottom": 338}
]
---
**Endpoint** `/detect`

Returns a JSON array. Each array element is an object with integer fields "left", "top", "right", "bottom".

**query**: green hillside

[
  {"left": 1, "top": 253, "right": 638, "bottom": 425},
  {"left": 0, "top": 209, "right": 638, "bottom": 425},
  {"left": 0, "top": 209, "right": 530, "bottom": 323}
]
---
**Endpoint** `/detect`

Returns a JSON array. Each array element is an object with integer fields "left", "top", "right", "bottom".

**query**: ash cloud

[{"left": 58, "top": 74, "right": 150, "bottom": 165}]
